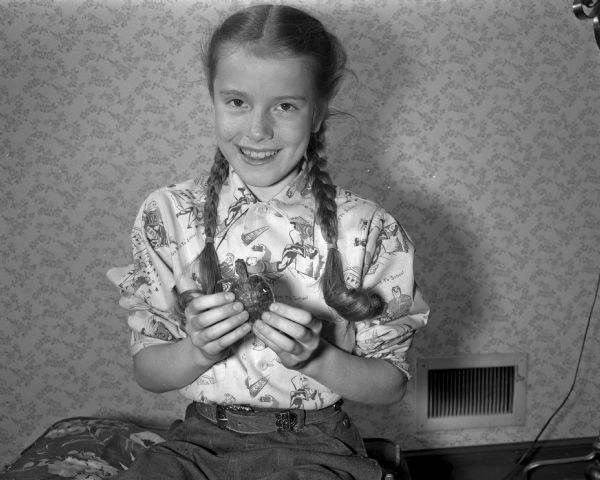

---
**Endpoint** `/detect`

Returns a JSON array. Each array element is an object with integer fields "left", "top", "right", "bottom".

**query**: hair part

[{"left": 180, "top": 4, "right": 383, "bottom": 322}]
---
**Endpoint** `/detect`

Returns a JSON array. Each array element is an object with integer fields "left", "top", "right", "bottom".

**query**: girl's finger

[
  {"left": 260, "top": 312, "right": 316, "bottom": 344},
  {"left": 253, "top": 320, "right": 298, "bottom": 353},
  {"left": 261, "top": 311, "right": 321, "bottom": 342},
  {"left": 185, "top": 291, "right": 235, "bottom": 317},
  {"left": 190, "top": 301, "right": 244, "bottom": 330},
  {"left": 195, "top": 310, "right": 249, "bottom": 343},
  {"left": 268, "top": 303, "right": 312, "bottom": 325},
  {"left": 205, "top": 322, "right": 252, "bottom": 353}
]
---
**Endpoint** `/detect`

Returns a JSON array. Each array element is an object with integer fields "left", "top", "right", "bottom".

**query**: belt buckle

[{"left": 275, "top": 411, "right": 297, "bottom": 432}]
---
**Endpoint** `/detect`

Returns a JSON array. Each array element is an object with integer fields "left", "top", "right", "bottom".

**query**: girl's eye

[
  {"left": 227, "top": 98, "right": 245, "bottom": 108},
  {"left": 278, "top": 103, "right": 296, "bottom": 112}
]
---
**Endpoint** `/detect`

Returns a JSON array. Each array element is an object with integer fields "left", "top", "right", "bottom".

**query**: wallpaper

[{"left": 1, "top": 0, "right": 600, "bottom": 467}]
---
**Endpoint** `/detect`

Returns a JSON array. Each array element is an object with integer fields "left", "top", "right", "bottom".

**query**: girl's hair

[{"left": 183, "top": 4, "right": 383, "bottom": 322}]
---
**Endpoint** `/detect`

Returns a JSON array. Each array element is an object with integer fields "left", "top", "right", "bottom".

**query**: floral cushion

[{"left": 0, "top": 417, "right": 167, "bottom": 480}]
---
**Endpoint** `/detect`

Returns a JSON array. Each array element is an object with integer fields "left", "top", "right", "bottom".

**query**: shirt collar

[
  {"left": 215, "top": 165, "right": 314, "bottom": 238},
  {"left": 220, "top": 166, "right": 311, "bottom": 206}
]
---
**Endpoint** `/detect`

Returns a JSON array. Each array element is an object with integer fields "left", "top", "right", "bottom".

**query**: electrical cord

[{"left": 502, "top": 270, "right": 600, "bottom": 480}]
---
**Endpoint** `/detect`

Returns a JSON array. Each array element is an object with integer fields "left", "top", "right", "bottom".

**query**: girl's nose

[{"left": 248, "top": 109, "right": 273, "bottom": 141}]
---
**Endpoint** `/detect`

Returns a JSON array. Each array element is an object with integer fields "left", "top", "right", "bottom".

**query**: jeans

[{"left": 114, "top": 402, "right": 382, "bottom": 480}]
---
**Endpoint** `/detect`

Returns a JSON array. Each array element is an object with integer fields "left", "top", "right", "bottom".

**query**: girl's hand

[
  {"left": 252, "top": 303, "right": 323, "bottom": 370},
  {"left": 185, "top": 291, "right": 251, "bottom": 364}
]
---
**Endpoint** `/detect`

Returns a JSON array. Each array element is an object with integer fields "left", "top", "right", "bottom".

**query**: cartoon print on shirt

[
  {"left": 219, "top": 253, "right": 237, "bottom": 278},
  {"left": 276, "top": 216, "right": 321, "bottom": 278},
  {"left": 117, "top": 256, "right": 150, "bottom": 294},
  {"left": 358, "top": 323, "right": 415, "bottom": 350},
  {"left": 170, "top": 189, "right": 205, "bottom": 229},
  {"left": 343, "top": 190, "right": 353, "bottom": 203},
  {"left": 290, "top": 374, "right": 324, "bottom": 409},
  {"left": 117, "top": 229, "right": 155, "bottom": 296},
  {"left": 353, "top": 216, "right": 375, "bottom": 273},
  {"left": 142, "top": 200, "right": 168, "bottom": 249},
  {"left": 365, "top": 220, "right": 410, "bottom": 276},
  {"left": 220, "top": 187, "right": 256, "bottom": 230},
  {"left": 343, "top": 266, "right": 361, "bottom": 289},
  {"left": 383, "top": 284, "right": 413, "bottom": 321},
  {"left": 140, "top": 317, "right": 176, "bottom": 341},
  {"left": 197, "top": 373, "right": 217, "bottom": 385},
  {"left": 285, "top": 174, "right": 311, "bottom": 199},
  {"left": 114, "top": 228, "right": 181, "bottom": 342},
  {"left": 242, "top": 244, "right": 284, "bottom": 284},
  {"left": 246, "top": 375, "right": 270, "bottom": 397},
  {"left": 380, "top": 222, "right": 409, "bottom": 254},
  {"left": 246, "top": 243, "right": 271, "bottom": 269},
  {"left": 256, "top": 357, "right": 277, "bottom": 371},
  {"left": 354, "top": 219, "right": 370, "bottom": 248},
  {"left": 259, "top": 394, "right": 280, "bottom": 408},
  {"left": 241, "top": 225, "right": 270, "bottom": 245}
]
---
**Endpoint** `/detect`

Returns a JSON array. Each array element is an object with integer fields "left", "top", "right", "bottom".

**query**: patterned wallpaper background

[{"left": 1, "top": 0, "right": 600, "bottom": 467}]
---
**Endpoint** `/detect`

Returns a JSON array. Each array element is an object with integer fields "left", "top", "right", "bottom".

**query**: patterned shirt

[{"left": 107, "top": 166, "right": 429, "bottom": 410}]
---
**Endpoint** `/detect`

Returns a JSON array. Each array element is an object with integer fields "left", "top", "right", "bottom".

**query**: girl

[{"left": 108, "top": 4, "right": 428, "bottom": 479}]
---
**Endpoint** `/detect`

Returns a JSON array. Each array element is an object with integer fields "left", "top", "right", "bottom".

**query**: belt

[{"left": 193, "top": 400, "right": 343, "bottom": 434}]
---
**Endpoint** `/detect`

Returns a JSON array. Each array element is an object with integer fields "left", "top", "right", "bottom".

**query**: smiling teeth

[{"left": 241, "top": 148, "right": 277, "bottom": 159}]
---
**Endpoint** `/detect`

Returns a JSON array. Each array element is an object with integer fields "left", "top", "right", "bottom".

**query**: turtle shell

[{"left": 219, "top": 259, "right": 274, "bottom": 323}]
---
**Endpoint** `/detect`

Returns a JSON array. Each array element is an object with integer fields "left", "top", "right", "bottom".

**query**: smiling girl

[{"left": 108, "top": 4, "right": 428, "bottom": 479}]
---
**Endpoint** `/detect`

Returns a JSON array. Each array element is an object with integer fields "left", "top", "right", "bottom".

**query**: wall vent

[{"left": 416, "top": 353, "right": 527, "bottom": 431}]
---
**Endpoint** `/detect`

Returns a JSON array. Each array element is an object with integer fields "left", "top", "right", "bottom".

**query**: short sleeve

[
  {"left": 107, "top": 192, "right": 186, "bottom": 356},
  {"left": 353, "top": 208, "right": 429, "bottom": 378}
]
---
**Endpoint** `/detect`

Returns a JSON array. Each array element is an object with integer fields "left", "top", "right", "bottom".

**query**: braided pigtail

[
  {"left": 176, "top": 149, "right": 229, "bottom": 317},
  {"left": 306, "top": 127, "right": 384, "bottom": 322}
]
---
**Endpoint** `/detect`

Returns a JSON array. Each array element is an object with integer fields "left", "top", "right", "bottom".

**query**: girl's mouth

[{"left": 239, "top": 147, "right": 279, "bottom": 163}]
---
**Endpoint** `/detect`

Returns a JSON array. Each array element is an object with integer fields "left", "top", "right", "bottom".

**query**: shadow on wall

[{"left": 326, "top": 6, "right": 485, "bottom": 358}]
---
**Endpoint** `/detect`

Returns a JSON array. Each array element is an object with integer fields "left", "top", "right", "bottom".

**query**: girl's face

[{"left": 212, "top": 47, "right": 322, "bottom": 200}]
